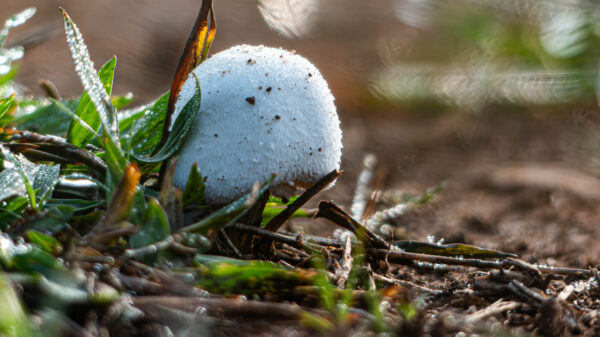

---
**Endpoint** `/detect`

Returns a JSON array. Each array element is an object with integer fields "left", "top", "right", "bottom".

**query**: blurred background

[{"left": 3, "top": 0, "right": 600, "bottom": 263}]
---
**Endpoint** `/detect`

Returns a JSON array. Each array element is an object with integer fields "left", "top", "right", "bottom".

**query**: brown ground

[{"left": 2, "top": 1, "right": 600, "bottom": 335}]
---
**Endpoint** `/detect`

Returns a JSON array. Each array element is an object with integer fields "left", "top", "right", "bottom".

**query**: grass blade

[
  {"left": 129, "top": 198, "right": 171, "bottom": 249},
  {"left": 67, "top": 57, "right": 117, "bottom": 148},
  {"left": 183, "top": 163, "right": 205, "bottom": 207},
  {"left": 60, "top": 8, "right": 118, "bottom": 138}
]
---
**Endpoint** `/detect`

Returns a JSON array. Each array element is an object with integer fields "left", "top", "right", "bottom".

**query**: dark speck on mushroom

[
  {"left": 318, "top": 147, "right": 322, "bottom": 152},
  {"left": 308, "top": 73, "right": 312, "bottom": 77},
  {"left": 258, "top": 86, "right": 263, "bottom": 90},
  {"left": 266, "top": 87, "right": 272, "bottom": 93},
  {"left": 246, "top": 59, "right": 256, "bottom": 65},
  {"left": 246, "top": 97, "right": 256, "bottom": 105},
  {"left": 214, "top": 134, "right": 218, "bottom": 138},
  {"left": 275, "top": 115, "right": 281, "bottom": 120}
]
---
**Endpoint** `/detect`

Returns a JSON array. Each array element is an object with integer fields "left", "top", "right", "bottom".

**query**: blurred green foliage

[{"left": 372, "top": 0, "right": 600, "bottom": 110}]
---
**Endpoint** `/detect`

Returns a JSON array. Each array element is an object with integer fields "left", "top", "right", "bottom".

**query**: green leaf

[
  {"left": 61, "top": 9, "right": 118, "bottom": 137},
  {"left": 67, "top": 57, "right": 117, "bottom": 147},
  {"left": 0, "top": 7, "right": 36, "bottom": 47},
  {"left": 0, "top": 163, "right": 25, "bottom": 203},
  {"left": 0, "top": 196, "right": 27, "bottom": 230},
  {"left": 0, "top": 234, "right": 63, "bottom": 274},
  {"left": 0, "top": 273, "right": 33, "bottom": 337},
  {"left": 131, "top": 76, "right": 200, "bottom": 164},
  {"left": 261, "top": 205, "right": 310, "bottom": 228},
  {"left": 0, "top": 63, "right": 18, "bottom": 90},
  {"left": 99, "top": 129, "right": 129, "bottom": 190},
  {"left": 13, "top": 98, "right": 79, "bottom": 135},
  {"left": 112, "top": 92, "right": 134, "bottom": 109},
  {"left": 129, "top": 198, "right": 170, "bottom": 249},
  {"left": 1, "top": 147, "right": 37, "bottom": 210},
  {"left": 0, "top": 149, "right": 60, "bottom": 210},
  {"left": 179, "top": 176, "right": 273, "bottom": 235},
  {"left": 121, "top": 92, "right": 169, "bottom": 155},
  {"left": 0, "top": 95, "right": 15, "bottom": 121},
  {"left": 25, "top": 230, "right": 63, "bottom": 255},
  {"left": 26, "top": 206, "right": 74, "bottom": 234},
  {"left": 261, "top": 196, "right": 308, "bottom": 227},
  {"left": 191, "top": 255, "right": 317, "bottom": 296},
  {"left": 32, "top": 164, "right": 60, "bottom": 208},
  {"left": 182, "top": 163, "right": 205, "bottom": 207}
]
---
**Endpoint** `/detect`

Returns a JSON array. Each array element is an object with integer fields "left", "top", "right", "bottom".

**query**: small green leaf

[
  {"left": 0, "top": 273, "right": 33, "bottom": 337},
  {"left": 183, "top": 163, "right": 205, "bottom": 206},
  {"left": 129, "top": 198, "right": 170, "bottom": 249},
  {"left": 179, "top": 176, "right": 273, "bottom": 235},
  {"left": 191, "top": 255, "right": 317, "bottom": 296},
  {"left": 0, "top": 196, "right": 27, "bottom": 230},
  {"left": 61, "top": 9, "right": 117, "bottom": 137},
  {"left": 122, "top": 92, "right": 169, "bottom": 155},
  {"left": 0, "top": 165, "right": 26, "bottom": 203},
  {"left": 112, "top": 92, "right": 134, "bottom": 109},
  {"left": 261, "top": 206, "right": 310, "bottom": 228},
  {"left": 0, "top": 64, "right": 18, "bottom": 90},
  {"left": 26, "top": 206, "right": 74, "bottom": 234},
  {"left": 25, "top": 230, "right": 63, "bottom": 255},
  {"left": 0, "top": 95, "right": 15, "bottom": 121},
  {"left": 13, "top": 98, "right": 79, "bottom": 135},
  {"left": 67, "top": 57, "right": 117, "bottom": 147},
  {"left": 261, "top": 196, "right": 308, "bottom": 227},
  {"left": 1, "top": 147, "right": 37, "bottom": 210},
  {"left": 99, "top": 129, "right": 129, "bottom": 190},
  {"left": 131, "top": 76, "right": 200, "bottom": 164},
  {"left": 32, "top": 164, "right": 60, "bottom": 207},
  {"left": 0, "top": 234, "right": 63, "bottom": 274}
]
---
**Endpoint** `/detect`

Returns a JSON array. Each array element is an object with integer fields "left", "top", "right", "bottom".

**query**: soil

[{"left": 2, "top": 1, "right": 600, "bottom": 336}]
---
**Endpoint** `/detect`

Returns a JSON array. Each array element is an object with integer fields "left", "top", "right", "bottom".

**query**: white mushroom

[{"left": 172, "top": 44, "right": 342, "bottom": 204}]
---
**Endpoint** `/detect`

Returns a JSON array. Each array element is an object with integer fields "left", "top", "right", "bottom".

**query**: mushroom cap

[{"left": 172, "top": 44, "right": 342, "bottom": 204}]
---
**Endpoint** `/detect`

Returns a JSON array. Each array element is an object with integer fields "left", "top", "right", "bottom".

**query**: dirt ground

[{"left": 3, "top": 1, "right": 600, "bottom": 335}]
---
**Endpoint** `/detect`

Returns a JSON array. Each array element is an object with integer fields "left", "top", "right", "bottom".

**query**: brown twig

[
  {"left": 133, "top": 296, "right": 311, "bottom": 321},
  {"left": 370, "top": 249, "right": 592, "bottom": 277},
  {"left": 316, "top": 201, "right": 389, "bottom": 249},
  {"left": 465, "top": 299, "right": 523, "bottom": 323},
  {"left": 232, "top": 223, "right": 321, "bottom": 253},
  {"left": 11, "top": 131, "right": 107, "bottom": 172},
  {"left": 374, "top": 273, "right": 442, "bottom": 295},
  {"left": 264, "top": 170, "right": 342, "bottom": 232},
  {"left": 336, "top": 234, "right": 353, "bottom": 287},
  {"left": 506, "top": 280, "right": 546, "bottom": 307}
]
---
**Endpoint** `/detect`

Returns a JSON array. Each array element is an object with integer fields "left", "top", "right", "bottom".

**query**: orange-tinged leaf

[
  {"left": 159, "top": 0, "right": 216, "bottom": 150},
  {"left": 85, "top": 164, "right": 140, "bottom": 238}
]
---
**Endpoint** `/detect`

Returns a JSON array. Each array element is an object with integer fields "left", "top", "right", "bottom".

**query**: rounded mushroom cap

[{"left": 172, "top": 44, "right": 342, "bottom": 204}]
